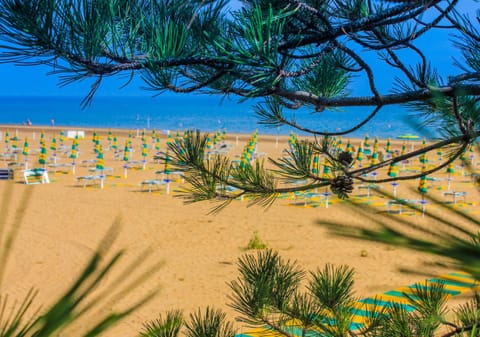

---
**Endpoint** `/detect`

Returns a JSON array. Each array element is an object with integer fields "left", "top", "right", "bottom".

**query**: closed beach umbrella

[
  {"left": 387, "top": 160, "right": 398, "bottom": 178},
  {"left": 96, "top": 146, "right": 104, "bottom": 170},
  {"left": 38, "top": 143, "right": 47, "bottom": 168},
  {"left": 356, "top": 144, "right": 364, "bottom": 167},
  {"left": 418, "top": 165, "right": 428, "bottom": 216},
  {"left": 70, "top": 138, "right": 78, "bottom": 173},
  {"left": 370, "top": 149, "right": 379, "bottom": 166},
  {"left": 155, "top": 136, "right": 161, "bottom": 152},
  {"left": 363, "top": 134, "right": 370, "bottom": 148},
  {"left": 418, "top": 166, "right": 428, "bottom": 194},
  {"left": 322, "top": 158, "right": 331, "bottom": 180},
  {"left": 336, "top": 138, "right": 344, "bottom": 152},
  {"left": 164, "top": 149, "right": 171, "bottom": 175},
  {"left": 50, "top": 135, "right": 57, "bottom": 163},
  {"left": 50, "top": 135, "right": 57, "bottom": 151},
  {"left": 419, "top": 151, "right": 428, "bottom": 165},
  {"left": 446, "top": 162, "right": 455, "bottom": 190},
  {"left": 141, "top": 142, "right": 148, "bottom": 169},
  {"left": 59, "top": 130, "right": 65, "bottom": 146},
  {"left": 123, "top": 141, "right": 129, "bottom": 161},
  {"left": 112, "top": 135, "right": 118, "bottom": 150},
  {"left": 40, "top": 130, "right": 45, "bottom": 146},
  {"left": 401, "top": 142, "right": 407, "bottom": 156},
  {"left": 163, "top": 149, "right": 172, "bottom": 194},
  {"left": 22, "top": 137, "right": 29, "bottom": 169},
  {"left": 128, "top": 130, "right": 133, "bottom": 144},
  {"left": 123, "top": 141, "right": 129, "bottom": 178},
  {"left": 4, "top": 130, "right": 9, "bottom": 152},
  {"left": 346, "top": 139, "right": 353, "bottom": 154},
  {"left": 385, "top": 138, "right": 392, "bottom": 154},
  {"left": 11, "top": 135, "right": 18, "bottom": 151},
  {"left": 95, "top": 145, "right": 105, "bottom": 189},
  {"left": 312, "top": 153, "right": 319, "bottom": 175}
]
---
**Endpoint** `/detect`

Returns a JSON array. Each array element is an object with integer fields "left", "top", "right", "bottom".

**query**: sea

[{"left": 0, "top": 95, "right": 429, "bottom": 139}]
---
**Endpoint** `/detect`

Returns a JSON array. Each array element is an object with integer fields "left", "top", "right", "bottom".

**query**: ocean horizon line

[{"left": 0, "top": 95, "right": 429, "bottom": 139}]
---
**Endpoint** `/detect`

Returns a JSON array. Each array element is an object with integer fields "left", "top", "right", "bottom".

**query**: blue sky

[{"left": 0, "top": 1, "right": 476, "bottom": 98}]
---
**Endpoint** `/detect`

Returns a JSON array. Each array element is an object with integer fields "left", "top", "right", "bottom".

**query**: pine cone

[
  {"left": 330, "top": 175, "right": 354, "bottom": 199},
  {"left": 337, "top": 151, "right": 353, "bottom": 166}
]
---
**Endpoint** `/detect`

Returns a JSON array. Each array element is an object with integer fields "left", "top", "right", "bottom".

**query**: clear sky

[{"left": 0, "top": 1, "right": 476, "bottom": 98}]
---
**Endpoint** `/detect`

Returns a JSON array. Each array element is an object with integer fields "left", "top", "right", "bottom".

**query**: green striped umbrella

[
  {"left": 363, "top": 134, "right": 370, "bottom": 148},
  {"left": 22, "top": 137, "right": 29, "bottom": 169},
  {"left": 111, "top": 135, "right": 118, "bottom": 149},
  {"left": 312, "top": 153, "right": 319, "bottom": 175},
  {"left": 346, "top": 139, "right": 353, "bottom": 154},
  {"left": 70, "top": 138, "right": 78, "bottom": 173},
  {"left": 446, "top": 162, "right": 455, "bottom": 191},
  {"left": 164, "top": 149, "right": 171, "bottom": 175},
  {"left": 4, "top": 130, "right": 10, "bottom": 151},
  {"left": 418, "top": 166, "right": 428, "bottom": 194},
  {"left": 141, "top": 142, "right": 148, "bottom": 169},
  {"left": 370, "top": 150, "right": 379, "bottom": 166},
  {"left": 123, "top": 141, "right": 129, "bottom": 178},
  {"left": 418, "top": 165, "right": 428, "bottom": 217},
  {"left": 385, "top": 138, "right": 392, "bottom": 154},
  {"left": 38, "top": 143, "right": 47, "bottom": 167},
  {"left": 96, "top": 146, "right": 104, "bottom": 170},
  {"left": 10, "top": 136, "right": 18, "bottom": 157},
  {"left": 322, "top": 158, "right": 331, "bottom": 180},
  {"left": 59, "top": 130, "right": 65, "bottom": 146},
  {"left": 356, "top": 144, "right": 364, "bottom": 168},
  {"left": 40, "top": 130, "right": 45, "bottom": 146}
]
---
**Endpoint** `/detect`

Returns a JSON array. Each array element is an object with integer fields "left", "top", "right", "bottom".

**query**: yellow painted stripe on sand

[{"left": 374, "top": 293, "right": 413, "bottom": 304}]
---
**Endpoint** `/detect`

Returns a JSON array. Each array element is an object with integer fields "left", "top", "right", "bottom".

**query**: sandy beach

[{"left": 0, "top": 125, "right": 478, "bottom": 336}]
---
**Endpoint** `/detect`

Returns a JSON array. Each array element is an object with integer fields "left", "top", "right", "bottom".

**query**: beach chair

[
  {"left": 76, "top": 175, "right": 105, "bottom": 189},
  {"left": 140, "top": 179, "right": 167, "bottom": 192},
  {"left": 443, "top": 191, "right": 467, "bottom": 205},
  {"left": 23, "top": 168, "right": 50, "bottom": 184},
  {"left": 0, "top": 168, "right": 14, "bottom": 180}
]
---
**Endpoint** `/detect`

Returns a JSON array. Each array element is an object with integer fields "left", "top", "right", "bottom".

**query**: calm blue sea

[{"left": 0, "top": 95, "right": 425, "bottom": 138}]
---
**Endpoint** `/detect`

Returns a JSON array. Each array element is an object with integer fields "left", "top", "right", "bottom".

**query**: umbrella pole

[
  {"left": 324, "top": 187, "right": 329, "bottom": 209},
  {"left": 421, "top": 194, "right": 425, "bottom": 217},
  {"left": 124, "top": 165, "right": 128, "bottom": 178}
]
